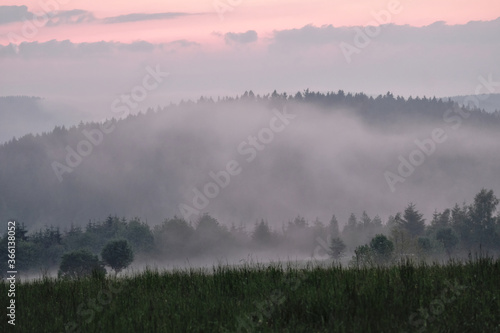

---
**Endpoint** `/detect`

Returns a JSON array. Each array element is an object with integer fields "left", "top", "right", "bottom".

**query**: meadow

[{"left": 2, "top": 258, "right": 500, "bottom": 333}]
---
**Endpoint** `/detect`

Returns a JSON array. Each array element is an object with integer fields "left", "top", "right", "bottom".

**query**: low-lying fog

[{"left": 1, "top": 97, "right": 499, "bottom": 232}]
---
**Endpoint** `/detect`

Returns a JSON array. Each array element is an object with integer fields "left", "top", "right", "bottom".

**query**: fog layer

[{"left": 1, "top": 93, "right": 499, "bottom": 231}]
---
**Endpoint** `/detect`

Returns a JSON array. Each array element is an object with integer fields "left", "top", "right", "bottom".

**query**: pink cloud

[{"left": 1, "top": 0, "right": 499, "bottom": 47}]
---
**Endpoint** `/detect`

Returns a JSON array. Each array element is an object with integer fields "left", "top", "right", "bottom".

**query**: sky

[
  {"left": 1, "top": 0, "right": 499, "bottom": 44},
  {"left": 0, "top": 1, "right": 500, "bottom": 232},
  {"left": 0, "top": 0, "right": 498, "bottom": 49},
  {"left": 0, "top": 0, "right": 499, "bottom": 128}
]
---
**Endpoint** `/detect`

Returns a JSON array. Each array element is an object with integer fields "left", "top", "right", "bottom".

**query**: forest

[
  {"left": 2, "top": 91, "right": 500, "bottom": 275},
  {"left": 2, "top": 90, "right": 500, "bottom": 229},
  {"left": 1, "top": 187, "right": 499, "bottom": 278},
  {"left": 1, "top": 92, "right": 500, "bottom": 332},
  {"left": 1, "top": 187, "right": 499, "bottom": 332}
]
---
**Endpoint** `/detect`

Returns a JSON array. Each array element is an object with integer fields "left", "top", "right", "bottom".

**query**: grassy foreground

[{"left": 2, "top": 258, "right": 500, "bottom": 333}]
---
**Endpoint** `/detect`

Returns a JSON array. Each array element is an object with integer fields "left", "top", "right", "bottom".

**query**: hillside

[
  {"left": 1, "top": 91, "right": 500, "bottom": 230},
  {"left": 447, "top": 93, "right": 500, "bottom": 113},
  {"left": 0, "top": 96, "right": 87, "bottom": 144}
]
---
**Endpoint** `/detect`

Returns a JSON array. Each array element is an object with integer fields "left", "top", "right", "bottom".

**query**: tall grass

[{"left": 1, "top": 258, "right": 499, "bottom": 332}]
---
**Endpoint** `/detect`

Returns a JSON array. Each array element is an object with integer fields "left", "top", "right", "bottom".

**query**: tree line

[{"left": 1, "top": 188, "right": 499, "bottom": 278}]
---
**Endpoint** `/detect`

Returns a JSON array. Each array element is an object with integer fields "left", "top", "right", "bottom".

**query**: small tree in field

[
  {"left": 101, "top": 239, "right": 134, "bottom": 275},
  {"left": 58, "top": 250, "right": 106, "bottom": 279}
]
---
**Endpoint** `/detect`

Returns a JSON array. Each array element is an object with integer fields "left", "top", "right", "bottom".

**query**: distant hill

[
  {"left": 1, "top": 91, "right": 500, "bottom": 230},
  {"left": 0, "top": 96, "right": 48, "bottom": 143},
  {"left": 445, "top": 93, "right": 500, "bottom": 113},
  {"left": 0, "top": 96, "right": 87, "bottom": 144}
]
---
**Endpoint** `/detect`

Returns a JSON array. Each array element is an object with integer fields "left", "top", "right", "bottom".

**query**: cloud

[
  {"left": 117, "top": 40, "right": 156, "bottom": 52},
  {"left": 3, "top": 39, "right": 113, "bottom": 57},
  {"left": 0, "top": 5, "right": 30, "bottom": 25},
  {"left": 224, "top": 30, "right": 258, "bottom": 45},
  {"left": 45, "top": 9, "right": 95, "bottom": 27},
  {"left": 165, "top": 39, "right": 200, "bottom": 48},
  {"left": 1, "top": 18, "right": 499, "bottom": 111},
  {"left": 270, "top": 18, "right": 500, "bottom": 48},
  {"left": 0, "top": 39, "right": 200, "bottom": 57},
  {"left": 0, "top": 7, "right": 193, "bottom": 28},
  {"left": 271, "top": 24, "right": 346, "bottom": 46},
  {"left": 0, "top": 6, "right": 94, "bottom": 27},
  {"left": 102, "top": 12, "right": 191, "bottom": 24}
]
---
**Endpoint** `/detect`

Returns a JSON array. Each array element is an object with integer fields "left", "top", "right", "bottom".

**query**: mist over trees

[
  {"left": 1, "top": 188, "right": 499, "bottom": 277},
  {"left": 1, "top": 90, "right": 500, "bottom": 276},
  {"left": 1, "top": 90, "right": 500, "bottom": 231}
]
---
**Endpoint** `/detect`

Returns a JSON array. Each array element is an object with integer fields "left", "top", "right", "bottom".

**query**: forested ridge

[{"left": 1, "top": 90, "right": 499, "bottom": 240}]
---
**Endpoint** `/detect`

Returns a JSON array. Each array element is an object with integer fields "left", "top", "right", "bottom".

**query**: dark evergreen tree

[
  {"left": 329, "top": 215, "right": 340, "bottom": 239},
  {"left": 468, "top": 189, "right": 499, "bottom": 250},
  {"left": 396, "top": 203, "right": 425, "bottom": 238},
  {"left": 451, "top": 203, "right": 470, "bottom": 249},
  {"left": 361, "top": 211, "right": 372, "bottom": 229},
  {"left": 252, "top": 219, "right": 273, "bottom": 246},
  {"left": 329, "top": 237, "right": 346, "bottom": 260},
  {"left": 191, "top": 213, "right": 229, "bottom": 256},
  {"left": 342, "top": 213, "right": 360, "bottom": 249}
]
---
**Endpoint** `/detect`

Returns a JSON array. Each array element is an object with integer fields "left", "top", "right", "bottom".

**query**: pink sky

[
  {"left": 1, "top": 0, "right": 499, "bottom": 45},
  {"left": 1, "top": 0, "right": 499, "bottom": 105}
]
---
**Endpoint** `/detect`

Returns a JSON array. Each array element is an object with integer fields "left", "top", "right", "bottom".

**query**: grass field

[{"left": 2, "top": 258, "right": 500, "bottom": 333}]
